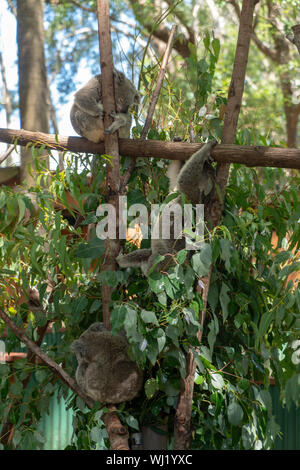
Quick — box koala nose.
[120,104,129,113]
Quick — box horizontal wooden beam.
[1,128,300,169]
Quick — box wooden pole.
[96,0,130,450]
[97,0,120,331]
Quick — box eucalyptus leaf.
[125,415,140,431]
[157,332,166,353]
[145,378,159,399]
[258,311,274,338]
[177,249,187,264]
[141,309,159,325]
[75,237,105,259]
[220,282,230,323]
[210,372,225,390]
[227,401,244,426]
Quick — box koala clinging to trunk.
[70,70,139,142]
[71,322,143,404]
[116,139,217,276]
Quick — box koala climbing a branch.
[116,139,217,276]
[71,322,143,404]
[70,70,139,142]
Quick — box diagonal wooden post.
[97,0,120,331]
[174,0,260,450]
[96,0,130,450]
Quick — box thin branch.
[0,316,51,447]
[164,0,195,42]
[251,32,279,61]
[127,0,192,58]
[0,145,14,165]
[68,0,96,12]
[7,0,17,17]
[227,0,278,62]
[141,25,177,139]
[120,24,177,192]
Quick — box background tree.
[17,0,50,185]
[227,0,300,148]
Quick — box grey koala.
[116,139,217,275]
[71,322,143,404]
[70,70,139,142]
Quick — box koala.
[70,70,139,143]
[71,322,143,404]
[116,139,217,276]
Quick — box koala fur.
[70,70,139,142]
[71,322,143,404]
[116,139,217,275]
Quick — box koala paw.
[116,249,125,266]
[209,138,218,148]
[96,103,105,119]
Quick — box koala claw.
[116,249,124,263]
[104,127,112,135]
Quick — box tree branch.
[0,145,14,166]
[164,0,195,43]
[127,0,192,58]
[0,308,94,408]
[120,24,177,192]
[227,0,278,62]
[0,308,130,449]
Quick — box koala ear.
[88,322,106,333]
[71,340,87,359]
[113,69,125,84]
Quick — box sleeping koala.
[71,322,143,404]
[70,70,139,142]
[116,139,217,275]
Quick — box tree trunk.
[17,0,49,185]
[0,52,13,166]
[280,72,300,148]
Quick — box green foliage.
[1,144,299,451]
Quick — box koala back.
[71,322,143,404]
